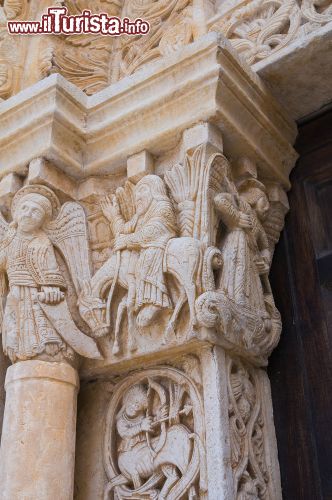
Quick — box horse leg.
[131,471,142,490]
[184,282,198,331]
[164,291,186,344]
[112,295,127,355]
[159,465,179,499]
[127,280,137,352]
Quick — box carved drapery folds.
[73,145,286,366]
[103,365,206,500]
[0,183,102,364]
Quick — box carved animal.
[88,237,219,353]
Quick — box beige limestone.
[0,361,79,500]
[0,18,302,500]
[127,150,155,184]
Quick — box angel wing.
[262,200,289,262]
[115,180,136,222]
[0,210,12,331]
[0,210,10,241]
[45,202,91,294]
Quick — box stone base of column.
[0,360,79,500]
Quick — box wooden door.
[269,107,332,500]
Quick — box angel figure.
[0,184,101,364]
[214,166,274,331]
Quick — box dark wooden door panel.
[269,107,332,500]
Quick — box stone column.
[0,360,79,500]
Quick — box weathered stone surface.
[0,361,79,499]
[0,8,305,499]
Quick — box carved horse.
[83,237,221,353]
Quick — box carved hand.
[113,234,128,252]
[156,404,169,421]
[140,416,153,432]
[255,258,269,274]
[100,195,120,221]
[238,212,252,229]
[39,286,64,304]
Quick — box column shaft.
[0,360,79,500]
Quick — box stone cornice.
[0,33,297,187]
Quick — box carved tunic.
[116,410,155,480]
[125,198,177,311]
[0,231,71,361]
[216,193,269,316]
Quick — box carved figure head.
[238,179,270,221]
[123,384,148,418]
[134,175,169,216]
[11,184,60,232]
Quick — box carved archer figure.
[106,378,200,500]
[0,184,101,364]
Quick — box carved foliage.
[103,366,206,499]
[110,0,194,83]
[0,0,30,99]
[227,357,269,499]
[211,0,332,65]
[51,0,195,93]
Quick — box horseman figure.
[79,157,223,354]
[103,175,177,329]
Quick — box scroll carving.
[227,357,270,499]
[0,0,28,99]
[210,0,332,66]
[0,184,102,364]
[103,366,206,499]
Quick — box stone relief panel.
[51,0,123,95]
[210,0,332,66]
[49,0,195,94]
[73,146,288,366]
[227,357,271,499]
[196,154,283,363]
[103,365,206,499]
[0,183,102,364]
[110,0,194,84]
[78,147,224,359]
[0,0,30,99]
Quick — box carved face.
[135,183,152,216]
[124,386,148,418]
[255,195,269,221]
[16,199,46,232]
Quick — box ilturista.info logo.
[7,7,150,35]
